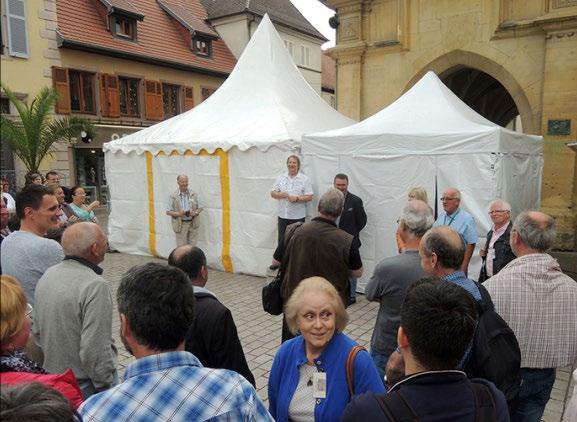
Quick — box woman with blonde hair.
[0,276,83,408]
[268,277,383,421]
[397,187,428,253]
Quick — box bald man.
[433,187,477,276]
[419,226,481,303]
[34,222,118,399]
[167,175,202,247]
[485,211,577,421]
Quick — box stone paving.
[96,209,575,420]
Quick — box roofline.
[208,10,328,42]
[156,1,218,39]
[58,37,231,78]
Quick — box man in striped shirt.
[485,211,577,422]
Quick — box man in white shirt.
[270,155,313,254]
[166,175,202,247]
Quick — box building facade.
[1,0,236,201]
[324,0,577,249]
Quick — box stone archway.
[404,50,538,134]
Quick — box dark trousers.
[277,217,305,247]
[511,368,556,422]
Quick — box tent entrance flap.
[145,149,233,273]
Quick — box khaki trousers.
[175,219,199,247]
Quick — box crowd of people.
[1,162,576,422]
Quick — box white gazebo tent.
[302,71,543,287]
[104,14,353,276]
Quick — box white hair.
[62,222,102,256]
[489,198,511,212]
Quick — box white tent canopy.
[302,71,543,288]
[104,14,353,275]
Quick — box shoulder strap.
[346,345,365,397]
[376,390,418,421]
[470,382,496,422]
[475,282,495,313]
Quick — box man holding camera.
[167,175,202,247]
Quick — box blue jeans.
[511,368,556,422]
[370,350,389,387]
[349,277,357,301]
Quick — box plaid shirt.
[485,253,577,368]
[79,351,273,421]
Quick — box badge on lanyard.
[488,248,496,260]
[312,372,327,399]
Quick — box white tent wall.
[105,151,150,255]
[302,153,438,292]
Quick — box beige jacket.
[168,189,198,233]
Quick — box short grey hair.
[318,188,344,218]
[489,199,511,212]
[401,200,434,237]
[513,211,556,252]
[62,222,102,256]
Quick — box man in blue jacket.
[342,278,509,421]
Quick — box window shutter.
[52,67,70,114]
[101,74,120,118]
[183,86,194,111]
[145,80,163,120]
[6,0,29,57]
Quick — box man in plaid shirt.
[79,263,273,422]
[485,211,577,422]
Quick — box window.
[69,70,95,113]
[0,98,10,114]
[112,15,136,40]
[119,77,140,116]
[300,45,310,67]
[192,36,212,57]
[201,87,216,102]
[5,0,29,57]
[162,83,180,118]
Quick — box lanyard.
[444,208,461,227]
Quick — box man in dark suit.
[168,245,255,387]
[334,173,367,303]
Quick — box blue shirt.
[434,208,478,245]
[268,332,384,422]
[79,351,273,421]
[443,271,482,302]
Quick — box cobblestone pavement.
[100,251,575,420]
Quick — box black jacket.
[185,291,255,387]
[479,223,516,282]
[338,191,367,248]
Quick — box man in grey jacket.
[34,222,117,399]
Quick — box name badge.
[488,248,495,260]
[312,372,327,399]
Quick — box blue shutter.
[6,0,29,58]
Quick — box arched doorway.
[440,67,520,129]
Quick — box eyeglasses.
[440,197,458,201]
[488,210,509,215]
[26,303,33,317]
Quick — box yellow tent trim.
[145,151,158,257]
[145,148,233,272]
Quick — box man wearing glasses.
[433,187,477,276]
[478,199,515,282]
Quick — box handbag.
[261,222,304,316]
[262,272,283,315]
[346,345,366,397]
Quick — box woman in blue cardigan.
[268,277,384,421]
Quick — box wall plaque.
[547,119,571,135]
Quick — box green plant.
[0,83,95,175]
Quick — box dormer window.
[112,15,136,40]
[193,36,212,58]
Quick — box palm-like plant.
[0,83,95,175]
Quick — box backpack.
[376,381,496,421]
[464,282,521,410]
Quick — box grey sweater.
[0,231,64,302]
[33,258,117,389]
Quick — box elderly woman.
[478,199,516,282]
[268,277,384,421]
[0,276,83,408]
[69,186,99,223]
[397,187,428,253]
